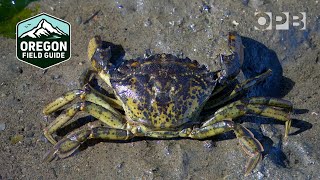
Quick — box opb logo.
[254,12,306,30]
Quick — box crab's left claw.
[219,32,244,84]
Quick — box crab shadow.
[55,38,312,169]
[230,36,312,168]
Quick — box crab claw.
[88,36,112,72]
[219,32,244,84]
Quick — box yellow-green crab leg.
[86,84,123,110]
[43,121,134,162]
[179,120,263,176]
[43,85,123,144]
[206,69,273,110]
[43,85,122,116]
[44,102,125,144]
[202,97,292,138]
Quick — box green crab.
[43,32,292,176]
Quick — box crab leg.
[141,130,180,138]
[206,69,272,109]
[44,101,125,144]
[43,121,134,162]
[43,85,122,115]
[180,120,263,176]
[202,97,292,138]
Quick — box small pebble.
[188,23,196,32]
[116,162,124,172]
[51,74,62,80]
[18,110,24,114]
[144,18,152,27]
[232,20,239,26]
[75,16,82,25]
[242,0,249,6]
[0,123,5,131]
[1,93,6,97]
[201,4,211,13]
[163,145,172,156]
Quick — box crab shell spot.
[229,34,236,41]
[187,63,197,69]
[126,98,144,119]
[130,77,137,84]
[130,62,140,67]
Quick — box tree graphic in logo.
[16,13,71,69]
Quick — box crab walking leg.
[246,97,293,111]
[87,85,123,110]
[43,89,84,115]
[142,131,180,138]
[209,78,238,98]
[202,98,292,138]
[43,85,122,116]
[206,69,273,110]
[44,102,125,144]
[180,120,263,176]
[43,122,134,162]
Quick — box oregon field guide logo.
[16,13,71,69]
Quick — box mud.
[0,0,319,179]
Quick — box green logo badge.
[16,13,71,69]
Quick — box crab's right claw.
[219,32,244,84]
[88,36,112,72]
[88,35,103,60]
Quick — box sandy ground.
[0,0,319,179]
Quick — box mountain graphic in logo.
[20,19,69,40]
